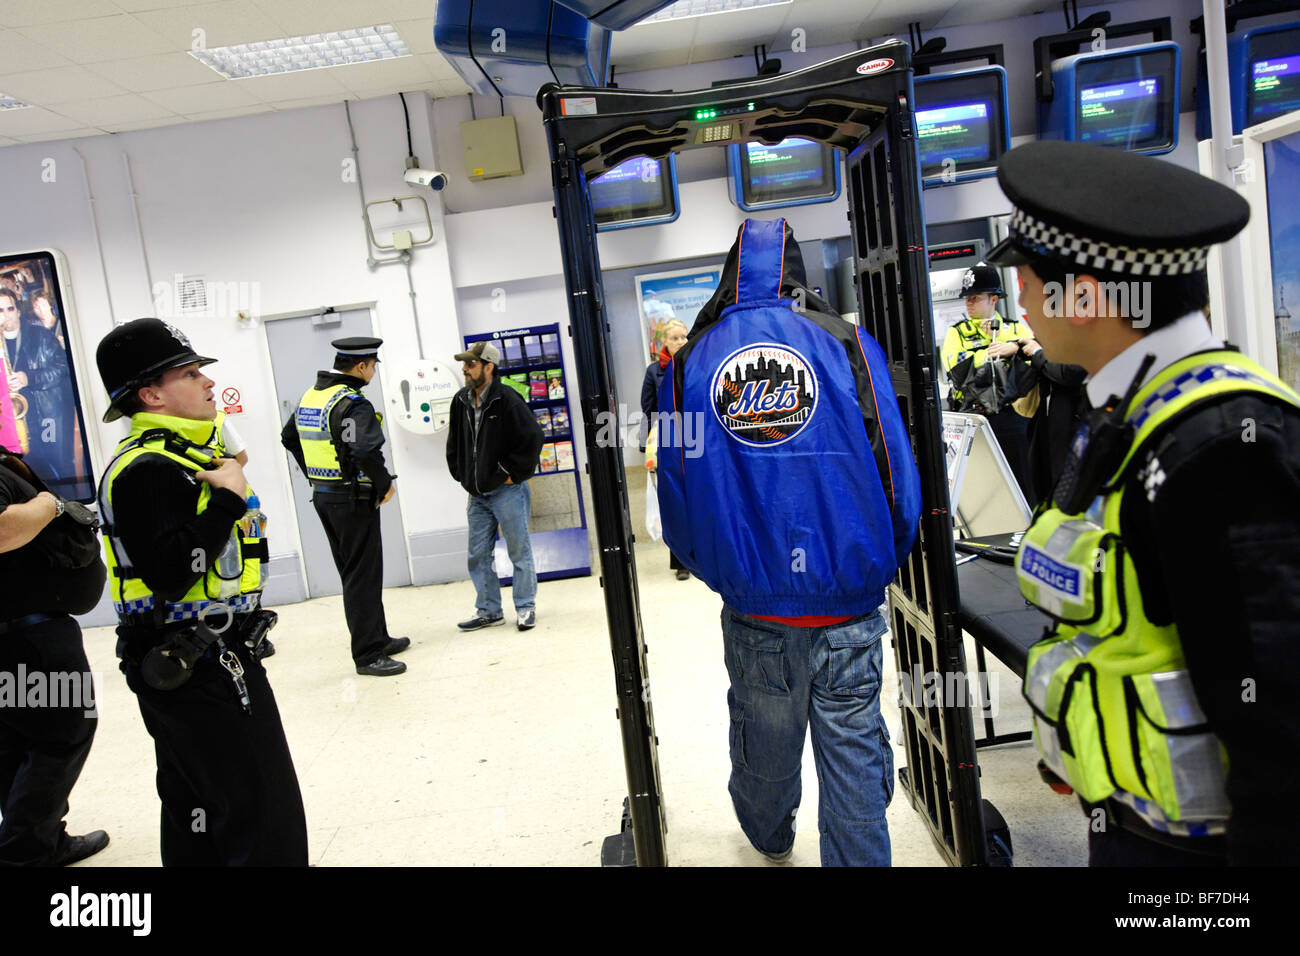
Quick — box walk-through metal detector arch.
[541,40,992,867]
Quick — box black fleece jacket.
[446,378,543,496]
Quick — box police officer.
[993,141,1300,866]
[281,337,408,676]
[0,451,108,866]
[940,264,1036,498]
[95,318,307,865]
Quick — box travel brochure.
[489,330,563,370]
[537,440,574,474]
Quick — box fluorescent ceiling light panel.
[637,0,793,25]
[0,95,31,110]
[189,25,411,80]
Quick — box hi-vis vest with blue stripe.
[1016,350,1300,837]
[98,412,266,624]
[294,383,371,485]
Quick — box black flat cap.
[331,336,382,362]
[986,141,1250,277]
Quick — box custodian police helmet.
[96,318,216,423]
[961,264,1004,297]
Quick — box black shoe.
[516,610,536,631]
[383,636,410,656]
[675,569,690,581]
[356,656,407,677]
[53,830,110,866]
[254,639,276,660]
[458,614,505,631]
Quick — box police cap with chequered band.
[96,318,217,423]
[962,264,1004,297]
[331,336,382,363]
[985,141,1250,278]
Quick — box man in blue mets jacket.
[657,217,921,866]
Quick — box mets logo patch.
[711,343,818,447]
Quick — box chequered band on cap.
[1009,208,1209,277]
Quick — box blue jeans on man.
[722,606,894,866]
[466,482,536,618]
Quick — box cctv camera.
[404,168,448,191]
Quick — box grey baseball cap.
[453,340,502,365]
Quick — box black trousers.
[121,629,308,866]
[985,408,1035,507]
[0,615,97,866]
[1089,822,1226,867]
[313,493,390,665]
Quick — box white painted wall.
[0,93,465,579]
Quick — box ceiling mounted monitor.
[589,154,680,231]
[727,136,841,211]
[914,66,1010,187]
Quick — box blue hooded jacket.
[656,218,921,617]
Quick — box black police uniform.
[96,319,308,865]
[0,454,106,866]
[988,140,1300,866]
[280,338,404,673]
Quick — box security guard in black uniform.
[281,337,409,677]
[940,264,1036,497]
[0,453,108,866]
[991,141,1300,866]
[95,318,307,865]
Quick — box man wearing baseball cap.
[95,318,307,865]
[996,141,1300,866]
[446,340,544,631]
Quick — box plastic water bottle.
[240,493,266,539]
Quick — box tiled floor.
[63,535,1086,867]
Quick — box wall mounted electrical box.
[461,114,524,180]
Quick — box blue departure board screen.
[914,66,1009,185]
[1249,26,1300,125]
[737,137,837,207]
[590,155,678,230]
[1073,46,1176,153]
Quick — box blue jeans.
[722,606,894,867]
[466,482,537,617]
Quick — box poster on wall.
[634,266,722,362]
[1264,128,1300,393]
[0,250,95,501]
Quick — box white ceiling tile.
[419,52,463,82]
[56,92,179,125]
[268,93,350,112]
[224,65,350,100]
[0,28,70,75]
[0,105,85,135]
[85,52,218,91]
[392,18,437,55]
[13,127,108,143]
[0,1,121,29]
[613,20,680,60]
[133,0,286,49]
[336,53,433,94]
[16,15,175,65]
[141,79,262,112]
[255,0,391,38]
[431,77,472,99]
[181,103,273,122]
[112,0,206,11]
[0,65,128,105]
[690,5,792,46]
[374,0,442,21]
[99,114,194,133]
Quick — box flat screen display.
[1075,47,1177,152]
[1248,26,1300,125]
[589,155,677,230]
[914,67,1008,184]
[0,251,95,501]
[737,137,838,207]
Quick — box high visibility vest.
[941,316,1026,404]
[97,412,266,624]
[294,383,373,486]
[1016,350,1300,836]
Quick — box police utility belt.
[1013,350,1300,840]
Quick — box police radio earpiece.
[1052,353,1157,515]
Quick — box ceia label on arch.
[711,343,818,447]
[856,58,895,75]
